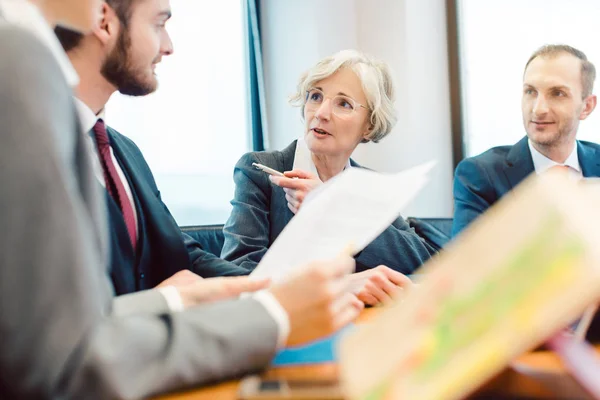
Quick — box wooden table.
[155,309,600,400]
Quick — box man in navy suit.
[54,6,252,300]
[453,44,600,237]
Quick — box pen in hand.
[252,162,285,177]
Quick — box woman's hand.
[347,265,413,306]
[269,169,322,214]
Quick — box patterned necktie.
[93,119,137,251]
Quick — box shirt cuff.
[157,285,185,312]
[253,291,290,349]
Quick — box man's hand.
[177,277,271,308]
[269,254,363,347]
[269,169,321,214]
[155,269,202,289]
[348,265,413,306]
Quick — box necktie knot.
[93,119,110,148]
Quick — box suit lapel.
[105,133,147,262]
[267,141,297,242]
[107,129,190,276]
[280,140,297,172]
[504,136,535,189]
[578,141,600,178]
[349,158,361,168]
[274,141,297,228]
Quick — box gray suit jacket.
[0,23,278,399]
[221,140,437,274]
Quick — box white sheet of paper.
[249,161,435,283]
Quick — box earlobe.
[581,95,597,120]
[362,124,374,140]
[361,129,372,143]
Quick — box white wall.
[260,0,454,217]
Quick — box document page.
[249,162,434,283]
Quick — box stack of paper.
[338,172,600,400]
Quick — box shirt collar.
[528,139,581,174]
[74,97,106,134]
[292,137,352,182]
[0,0,79,88]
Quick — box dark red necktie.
[93,119,137,251]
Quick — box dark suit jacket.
[220,140,437,274]
[104,127,248,295]
[452,136,600,237]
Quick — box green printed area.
[360,380,392,400]
[412,212,584,380]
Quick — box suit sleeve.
[112,289,171,316]
[354,216,437,274]
[183,232,251,277]
[0,28,278,400]
[451,157,496,237]
[220,152,273,271]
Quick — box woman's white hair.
[289,49,397,143]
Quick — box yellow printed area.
[413,256,577,400]
[414,339,507,400]
[412,214,583,381]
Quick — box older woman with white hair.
[221,50,436,305]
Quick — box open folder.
[338,172,600,400]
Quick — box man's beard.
[101,27,157,96]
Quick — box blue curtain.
[245,0,268,151]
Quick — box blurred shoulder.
[0,24,59,76]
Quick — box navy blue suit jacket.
[452,136,600,237]
[220,140,437,274]
[105,127,248,295]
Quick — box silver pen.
[252,162,285,177]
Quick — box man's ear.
[92,2,120,46]
[580,94,597,121]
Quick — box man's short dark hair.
[525,44,596,98]
[54,26,84,52]
[54,0,140,52]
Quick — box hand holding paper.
[250,162,435,284]
[268,252,363,347]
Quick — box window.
[105,0,249,225]
[457,0,600,157]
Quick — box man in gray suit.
[0,1,362,399]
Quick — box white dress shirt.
[528,139,582,179]
[293,137,352,180]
